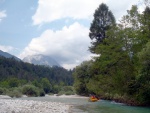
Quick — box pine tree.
[89,3,116,53]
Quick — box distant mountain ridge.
[0,50,21,61]
[23,54,60,67]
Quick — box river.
[18,95,150,113]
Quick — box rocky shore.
[0,98,69,113]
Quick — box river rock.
[0,99,69,113]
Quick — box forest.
[0,56,74,97]
[73,2,150,106]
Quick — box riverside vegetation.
[73,2,150,106]
[0,56,75,97]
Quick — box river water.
[18,96,150,113]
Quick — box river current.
[18,96,150,113]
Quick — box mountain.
[23,54,60,67]
[0,50,21,61]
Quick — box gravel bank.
[0,99,69,113]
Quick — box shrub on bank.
[39,89,45,96]
[65,91,75,95]
[0,87,7,95]
[22,85,39,97]
[7,89,22,98]
[57,91,65,96]
[57,86,75,96]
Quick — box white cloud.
[0,10,7,22]
[32,0,141,25]
[106,0,143,20]
[32,0,103,25]
[19,22,93,69]
[26,0,143,69]
[0,45,14,52]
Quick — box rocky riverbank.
[0,98,69,113]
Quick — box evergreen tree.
[89,3,116,53]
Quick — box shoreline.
[0,99,69,113]
[0,94,88,113]
[49,94,88,98]
[0,95,70,113]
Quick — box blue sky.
[0,0,144,69]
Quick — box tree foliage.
[136,41,150,105]
[0,56,74,94]
[73,61,93,95]
[41,78,52,93]
[73,3,150,106]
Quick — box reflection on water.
[18,96,150,113]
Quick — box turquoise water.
[18,96,150,113]
[71,100,150,113]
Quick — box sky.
[0,0,144,69]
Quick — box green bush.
[7,90,22,98]
[57,86,75,95]
[57,91,65,96]
[22,85,39,97]
[8,78,19,88]
[65,91,75,95]
[52,85,61,94]
[0,87,7,95]
[41,78,52,94]
[0,81,9,88]
[39,89,45,96]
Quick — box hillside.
[0,50,21,61]
[0,56,73,86]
